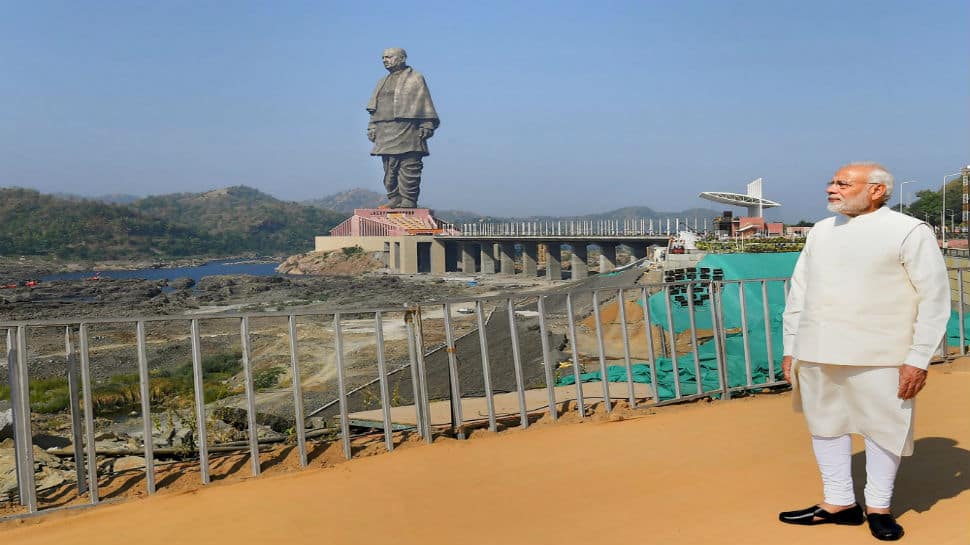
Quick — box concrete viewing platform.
[316,208,678,279]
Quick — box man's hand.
[782,355,793,384]
[418,127,434,140]
[898,364,928,400]
[367,127,376,142]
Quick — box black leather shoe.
[779,504,865,525]
[867,513,904,541]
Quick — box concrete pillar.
[570,243,588,280]
[499,242,516,274]
[631,244,647,261]
[400,239,418,274]
[481,243,497,274]
[599,243,617,273]
[521,242,538,277]
[544,242,562,281]
[430,240,446,274]
[461,242,477,273]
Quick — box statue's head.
[382,48,407,71]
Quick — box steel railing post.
[77,324,99,503]
[639,287,660,404]
[333,313,352,459]
[737,282,754,388]
[507,298,529,428]
[708,282,730,399]
[189,319,211,483]
[374,312,394,452]
[286,316,308,467]
[134,321,157,493]
[592,290,612,412]
[64,327,87,495]
[685,282,703,395]
[565,293,586,418]
[944,269,967,356]
[663,286,681,399]
[761,280,776,383]
[442,303,465,439]
[474,301,498,432]
[412,307,433,441]
[537,296,559,421]
[617,288,637,407]
[403,308,426,440]
[239,317,261,475]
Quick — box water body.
[41,259,281,284]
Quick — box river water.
[41,259,281,284]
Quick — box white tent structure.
[699,178,781,218]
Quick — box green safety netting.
[559,252,970,400]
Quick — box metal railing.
[2,269,962,518]
[452,218,710,237]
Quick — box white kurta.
[782,206,950,456]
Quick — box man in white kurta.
[779,162,950,541]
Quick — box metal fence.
[0,269,963,518]
[453,218,708,237]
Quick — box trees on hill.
[0,187,344,260]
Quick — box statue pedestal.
[330,208,456,236]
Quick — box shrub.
[253,366,285,389]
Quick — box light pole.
[942,172,963,248]
[899,180,916,213]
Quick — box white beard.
[827,191,872,215]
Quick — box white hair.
[846,161,894,204]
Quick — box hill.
[130,186,346,254]
[310,188,721,224]
[0,186,345,260]
[0,188,201,259]
[304,188,384,214]
[52,192,143,205]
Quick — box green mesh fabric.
[558,252,969,400]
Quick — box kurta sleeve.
[782,231,812,357]
[900,224,951,369]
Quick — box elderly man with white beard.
[778,162,950,541]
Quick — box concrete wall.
[315,235,446,274]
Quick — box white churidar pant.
[812,435,901,509]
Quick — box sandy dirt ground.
[2,360,967,545]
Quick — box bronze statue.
[366,48,439,208]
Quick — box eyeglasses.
[827,180,881,189]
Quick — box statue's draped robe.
[367,67,439,156]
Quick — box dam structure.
[318,208,702,279]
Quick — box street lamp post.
[942,172,963,248]
[899,180,917,213]
[947,210,957,237]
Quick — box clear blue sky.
[2,0,967,222]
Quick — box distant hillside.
[578,206,718,221]
[53,192,143,205]
[131,186,345,254]
[0,188,201,259]
[304,188,384,214]
[309,188,719,224]
[0,186,345,260]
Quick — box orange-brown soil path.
[3,361,968,545]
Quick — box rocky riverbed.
[0,255,641,512]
